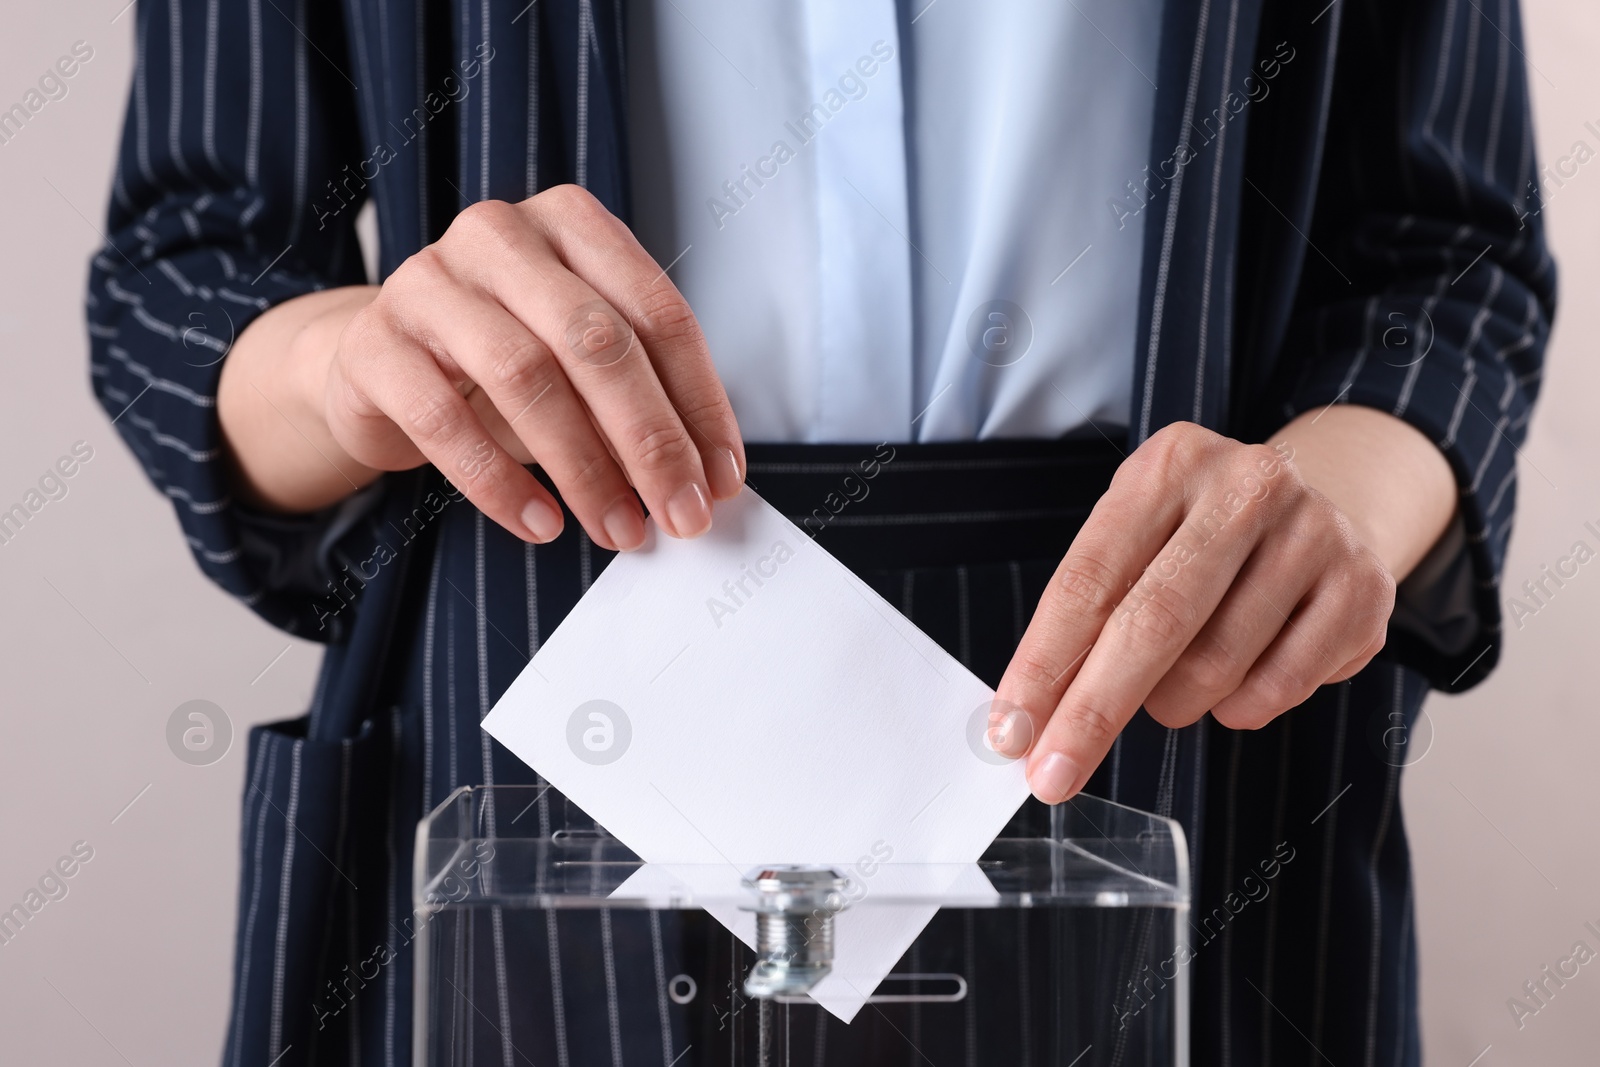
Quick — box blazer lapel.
[1132,0,1266,442]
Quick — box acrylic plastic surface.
[414,785,1190,1066]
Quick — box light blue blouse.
[625,0,1163,443]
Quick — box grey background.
[0,1,1595,1063]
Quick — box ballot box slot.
[772,972,968,1005]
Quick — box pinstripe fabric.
[86,0,1552,1064]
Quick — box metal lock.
[741,866,850,998]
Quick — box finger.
[1211,567,1391,728]
[1141,534,1319,728]
[531,186,745,500]
[330,314,565,543]
[437,200,714,537]
[994,427,1243,758]
[466,387,535,464]
[420,279,647,551]
[1322,637,1385,685]
[1019,439,1287,802]
[990,451,1190,761]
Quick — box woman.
[89,0,1552,1062]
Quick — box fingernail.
[707,447,744,500]
[1029,752,1082,804]
[602,497,646,551]
[520,497,563,542]
[989,706,1032,758]
[665,482,712,538]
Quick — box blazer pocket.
[222,706,420,1067]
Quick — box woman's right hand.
[218,184,745,552]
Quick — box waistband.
[741,435,1127,571]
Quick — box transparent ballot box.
[414,785,1190,1066]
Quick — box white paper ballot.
[481,487,1032,1021]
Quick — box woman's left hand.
[989,414,1447,804]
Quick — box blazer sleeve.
[86,0,372,638]
[1262,0,1556,692]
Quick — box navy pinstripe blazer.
[86,0,1553,699]
[84,0,1553,1063]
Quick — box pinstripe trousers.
[224,445,1427,1067]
